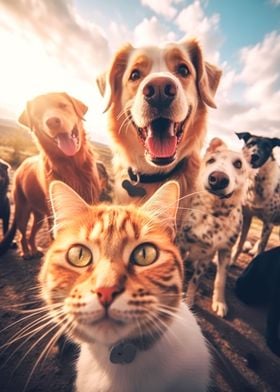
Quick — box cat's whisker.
[135,318,144,342]
[6,299,44,309]
[177,189,208,203]
[21,317,71,392]
[142,312,174,347]
[157,306,184,322]
[152,312,181,345]
[142,311,167,336]
[0,311,65,370]
[29,316,71,372]
[24,285,42,292]
[11,302,64,315]
[0,303,63,336]
[0,308,64,352]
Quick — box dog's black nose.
[251,154,260,164]
[208,171,229,190]
[46,117,61,130]
[143,77,177,108]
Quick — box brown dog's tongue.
[145,118,177,158]
[56,133,77,156]
[146,135,177,158]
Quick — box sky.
[0,0,279,153]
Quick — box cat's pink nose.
[96,285,122,307]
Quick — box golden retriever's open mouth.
[54,126,80,156]
[132,116,188,166]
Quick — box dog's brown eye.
[206,157,216,165]
[177,64,189,78]
[129,69,141,81]
[233,159,242,169]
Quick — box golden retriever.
[0,92,102,259]
[97,38,222,225]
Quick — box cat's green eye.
[130,243,158,266]
[67,244,92,268]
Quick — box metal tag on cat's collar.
[110,342,137,364]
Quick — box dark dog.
[0,159,11,236]
[233,132,280,261]
[235,246,280,356]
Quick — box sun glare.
[0,27,108,143]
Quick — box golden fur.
[9,92,102,259]
[97,38,222,225]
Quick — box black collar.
[122,158,186,198]
[109,330,162,365]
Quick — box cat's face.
[40,181,182,346]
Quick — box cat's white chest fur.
[76,303,210,392]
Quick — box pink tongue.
[145,135,177,158]
[56,133,77,156]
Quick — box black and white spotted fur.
[0,159,11,236]
[177,138,250,317]
[233,132,280,262]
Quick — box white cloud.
[175,0,223,63]
[208,31,280,158]
[133,16,176,47]
[238,31,280,102]
[107,21,131,51]
[0,0,110,79]
[141,0,181,19]
[270,0,280,6]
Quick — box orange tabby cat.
[40,181,211,392]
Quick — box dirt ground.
[0,213,279,392]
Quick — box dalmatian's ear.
[206,138,227,154]
[235,132,252,143]
[271,138,280,148]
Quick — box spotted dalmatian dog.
[233,132,280,262]
[177,138,250,317]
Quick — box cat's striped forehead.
[88,208,141,242]
[76,205,158,258]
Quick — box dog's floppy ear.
[185,39,222,109]
[206,138,227,153]
[96,43,133,112]
[18,101,32,129]
[0,159,10,171]
[271,137,280,148]
[235,132,252,143]
[64,93,88,118]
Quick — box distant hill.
[0,118,112,168]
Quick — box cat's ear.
[49,181,89,236]
[141,181,179,236]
